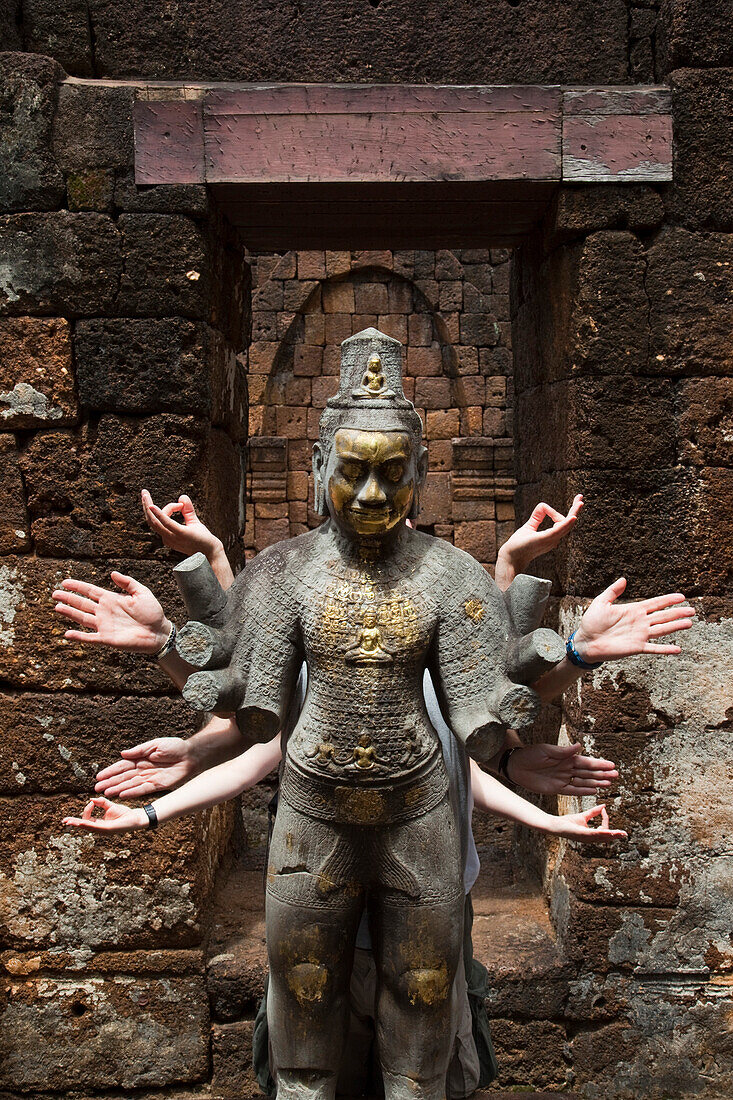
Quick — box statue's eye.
[339,461,364,480]
[383,462,405,483]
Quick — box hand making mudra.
[55,330,694,1100]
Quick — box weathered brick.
[322,280,355,313]
[426,408,460,439]
[0,53,64,212]
[252,280,284,312]
[0,436,28,552]
[377,314,407,343]
[118,214,209,318]
[438,281,462,311]
[287,471,309,501]
[460,406,484,436]
[293,345,323,377]
[677,378,733,466]
[452,376,485,406]
[406,347,442,377]
[0,213,121,316]
[311,375,338,407]
[248,341,279,375]
[297,251,326,280]
[254,517,290,551]
[668,68,733,229]
[275,406,308,439]
[460,313,499,347]
[414,377,451,409]
[647,228,733,376]
[407,314,433,347]
[418,472,451,526]
[74,318,212,416]
[52,82,134,172]
[325,250,351,277]
[0,317,76,426]
[113,169,208,215]
[388,280,413,313]
[435,249,462,280]
[67,169,114,212]
[324,313,352,344]
[211,1019,259,1098]
[352,313,376,333]
[304,313,326,345]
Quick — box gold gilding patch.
[334,786,386,824]
[405,964,449,1006]
[287,962,329,1006]
[464,598,485,623]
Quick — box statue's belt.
[280,755,448,827]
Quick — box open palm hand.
[53,572,170,653]
[508,741,617,797]
[95,737,194,799]
[574,578,695,664]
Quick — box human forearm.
[484,730,522,774]
[530,656,582,703]
[493,548,518,592]
[185,716,248,773]
[470,759,558,831]
[150,735,282,825]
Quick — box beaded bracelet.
[566,630,603,670]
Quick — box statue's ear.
[312,442,329,516]
[410,445,428,522]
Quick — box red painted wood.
[204,110,561,184]
[563,86,671,115]
[133,100,205,184]
[563,114,672,182]
[205,83,561,116]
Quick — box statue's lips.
[346,506,393,527]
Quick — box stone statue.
[170,329,566,1100]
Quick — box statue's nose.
[357,471,387,506]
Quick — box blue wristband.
[566,630,603,670]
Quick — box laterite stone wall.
[0,54,250,1091]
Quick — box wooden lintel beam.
[132,82,672,187]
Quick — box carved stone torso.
[289,527,440,787]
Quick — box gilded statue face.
[324,429,417,539]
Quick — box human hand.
[95,738,195,798]
[498,494,584,573]
[142,489,222,559]
[508,742,618,796]
[549,804,627,843]
[573,578,695,664]
[62,796,149,833]
[53,572,171,653]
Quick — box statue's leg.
[266,800,363,1100]
[370,795,464,1100]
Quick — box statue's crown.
[318,328,423,447]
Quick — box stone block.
[460,406,483,436]
[425,409,460,440]
[325,250,351,277]
[0,692,197,795]
[480,346,512,376]
[0,436,28,552]
[406,347,442,377]
[668,69,733,229]
[0,53,65,212]
[351,250,392,270]
[74,318,212,416]
[297,251,325,280]
[462,282,491,312]
[414,376,450,410]
[0,974,208,1089]
[351,313,376,333]
[435,249,462,280]
[454,520,496,563]
[20,415,239,559]
[252,280,283,312]
[251,311,277,342]
[293,345,323,377]
[460,313,499,347]
[418,472,451,526]
[548,185,664,241]
[304,312,325,345]
[283,376,311,405]
[0,556,188,693]
[482,407,505,436]
[438,280,462,311]
[211,1020,259,1098]
[662,1,733,69]
[407,314,433,347]
[311,375,338,407]
[462,263,493,294]
[22,2,93,75]
[376,314,407,343]
[676,378,733,466]
[646,228,733,376]
[275,405,307,440]
[248,341,279,375]
[0,794,232,951]
[254,517,290,551]
[388,280,413,313]
[454,346,479,375]
[0,213,121,316]
[113,169,209,215]
[324,313,352,344]
[287,472,308,501]
[118,215,209,318]
[0,317,76,426]
[486,1019,567,1091]
[515,467,696,595]
[283,278,318,311]
[514,375,675,482]
[322,280,354,313]
[52,82,134,172]
[428,440,453,471]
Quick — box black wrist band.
[566,630,603,670]
[143,803,159,829]
[498,747,518,784]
